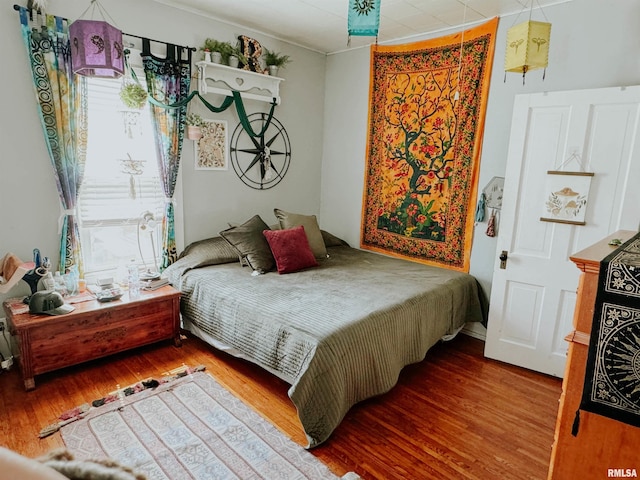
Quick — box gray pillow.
[274,208,327,258]
[178,236,240,264]
[164,236,239,282]
[321,230,349,248]
[220,215,275,274]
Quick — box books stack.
[141,277,170,291]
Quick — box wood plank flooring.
[0,333,561,479]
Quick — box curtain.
[18,8,88,275]
[141,40,191,270]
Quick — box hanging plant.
[120,83,148,109]
[186,113,203,127]
[185,113,204,140]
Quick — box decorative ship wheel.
[230,113,291,190]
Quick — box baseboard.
[462,322,486,341]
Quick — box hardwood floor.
[0,332,561,479]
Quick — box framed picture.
[540,170,594,225]
[195,119,228,170]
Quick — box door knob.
[499,250,508,269]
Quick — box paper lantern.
[70,19,124,78]
[505,20,551,82]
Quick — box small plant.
[229,45,248,67]
[119,82,148,109]
[201,38,234,63]
[263,48,291,68]
[185,113,204,140]
[186,113,203,126]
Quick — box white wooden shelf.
[196,61,284,104]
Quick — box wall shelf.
[196,61,284,104]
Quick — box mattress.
[166,243,484,447]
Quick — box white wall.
[0,0,326,305]
[4,0,640,329]
[320,0,640,310]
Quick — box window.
[78,75,165,277]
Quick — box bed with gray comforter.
[165,234,484,448]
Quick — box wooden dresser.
[548,230,640,479]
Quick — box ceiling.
[152,0,565,54]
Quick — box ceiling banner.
[348,0,381,38]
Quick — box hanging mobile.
[230,113,291,190]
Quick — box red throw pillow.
[263,226,319,274]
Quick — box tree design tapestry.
[361,18,498,272]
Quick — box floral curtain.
[18,7,88,275]
[142,40,191,270]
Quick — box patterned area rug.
[361,18,498,272]
[56,369,359,479]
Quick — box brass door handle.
[499,250,508,269]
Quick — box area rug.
[50,368,359,479]
[361,18,498,272]
[574,232,640,434]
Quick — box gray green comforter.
[166,243,484,447]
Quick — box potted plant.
[185,113,203,140]
[228,45,248,69]
[119,82,148,109]
[201,38,234,64]
[263,48,291,76]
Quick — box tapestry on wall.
[361,18,498,272]
[574,232,640,434]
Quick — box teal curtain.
[19,8,88,275]
[141,40,191,270]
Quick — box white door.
[484,86,640,377]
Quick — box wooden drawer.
[29,300,176,375]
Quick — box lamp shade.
[70,19,124,78]
[505,20,551,74]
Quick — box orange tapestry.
[361,18,498,272]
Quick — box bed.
[165,213,485,448]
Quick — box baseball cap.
[29,290,75,315]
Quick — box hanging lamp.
[69,0,124,78]
[504,1,551,84]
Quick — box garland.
[39,365,206,438]
[127,56,277,138]
[147,89,276,138]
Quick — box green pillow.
[274,208,327,258]
[220,215,275,274]
[178,236,240,265]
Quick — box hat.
[29,290,75,316]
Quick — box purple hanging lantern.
[70,9,124,78]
